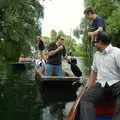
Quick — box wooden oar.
[66,85,86,120]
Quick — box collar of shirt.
[101,44,112,55]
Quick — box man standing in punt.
[45,35,66,76]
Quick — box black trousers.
[80,81,120,120]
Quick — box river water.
[0,57,89,120]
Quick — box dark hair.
[96,32,110,45]
[84,8,96,15]
[57,34,64,40]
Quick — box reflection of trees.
[0,63,37,120]
[31,103,45,120]
[48,103,65,120]
[0,61,89,120]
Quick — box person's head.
[94,32,111,51]
[36,36,42,41]
[84,8,97,20]
[56,35,65,46]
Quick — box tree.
[50,30,57,42]
[107,7,120,47]
[0,0,44,60]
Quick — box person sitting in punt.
[35,52,47,68]
[19,54,27,62]
[19,54,33,62]
[36,59,46,77]
[79,32,120,120]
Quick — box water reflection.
[41,103,65,120]
[0,57,89,120]
[0,61,36,120]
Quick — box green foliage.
[107,7,120,34]
[64,35,76,55]
[57,30,65,37]
[73,44,87,57]
[50,30,57,42]
[73,27,81,39]
[107,7,120,47]
[84,0,116,19]
[43,36,50,48]
[0,0,44,60]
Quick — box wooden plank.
[40,76,81,81]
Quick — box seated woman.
[36,59,46,77]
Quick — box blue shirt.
[91,16,106,32]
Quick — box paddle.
[67,57,82,77]
[66,84,86,120]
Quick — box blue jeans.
[45,64,64,76]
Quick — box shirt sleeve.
[91,54,98,72]
[115,52,120,70]
[96,17,105,28]
[47,43,55,51]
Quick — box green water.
[0,58,89,120]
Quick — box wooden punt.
[12,61,35,71]
[35,71,83,103]
[35,70,82,88]
[66,86,116,120]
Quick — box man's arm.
[87,53,97,88]
[115,52,120,70]
[37,68,44,77]
[48,45,63,57]
[87,70,97,88]
[88,27,103,36]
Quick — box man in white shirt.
[80,32,120,120]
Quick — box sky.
[41,0,84,39]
